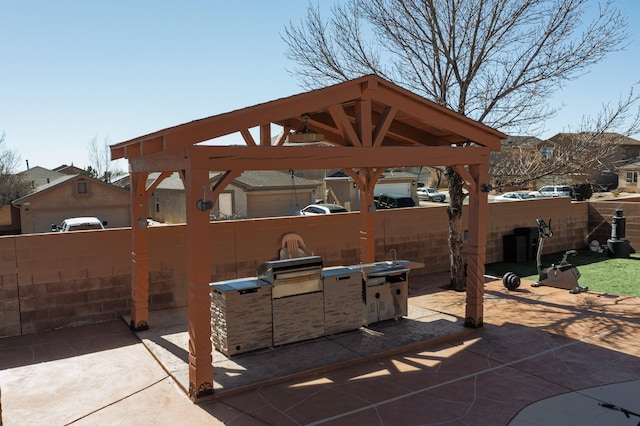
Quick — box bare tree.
[492,92,640,190]
[0,133,31,205]
[86,135,123,183]
[283,0,632,290]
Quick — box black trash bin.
[514,227,539,261]
[503,234,527,263]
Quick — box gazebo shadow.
[131,302,476,396]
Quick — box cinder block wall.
[0,197,590,337]
[487,197,588,259]
[0,237,19,337]
[13,230,131,335]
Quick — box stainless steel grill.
[210,256,423,355]
[257,256,323,298]
[257,256,325,346]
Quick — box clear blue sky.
[2,0,639,172]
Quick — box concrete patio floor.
[1,271,639,425]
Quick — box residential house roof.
[111,174,131,188]
[377,170,419,180]
[53,164,88,175]
[501,136,545,149]
[549,132,640,146]
[12,174,129,206]
[327,170,350,178]
[232,170,319,190]
[327,169,418,180]
[16,166,66,190]
[619,161,640,170]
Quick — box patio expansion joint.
[305,324,623,425]
[64,376,171,425]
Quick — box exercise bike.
[531,218,587,294]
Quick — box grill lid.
[256,256,323,283]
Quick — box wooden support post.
[347,167,383,264]
[359,188,376,263]
[130,171,150,331]
[184,166,214,400]
[464,163,488,328]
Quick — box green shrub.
[572,183,593,201]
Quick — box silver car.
[417,187,447,202]
[530,185,572,198]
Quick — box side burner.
[351,260,421,325]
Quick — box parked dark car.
[376,193,416,209]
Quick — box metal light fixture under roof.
[287,114,325,144]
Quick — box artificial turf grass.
[485,250,640,297]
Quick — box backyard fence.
[3,196,636,338]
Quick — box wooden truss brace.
[211,170,242,199]
[328,104,361,146]
[452,165,477,191]
[145,171,173,196]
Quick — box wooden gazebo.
[110,74,505,400]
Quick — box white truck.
[52,217,106,232]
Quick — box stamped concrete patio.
[1,271,639,425]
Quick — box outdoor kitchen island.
[210,256,424,356]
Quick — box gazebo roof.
[111,74,504,163]
[113,74,505,401]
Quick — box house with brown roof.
[53,164,88,176]
[493,136,560,190]
[12,174,131,233]
[501,135,553,155]
[548,132,640,161]
[548,132,640,189]
[497,133,640,191]
[0,167,69,234]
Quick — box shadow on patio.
[1,272,639,425]
[131,271,640,424]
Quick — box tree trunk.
[446,167,466,291]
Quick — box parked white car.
[494,191,536,201]
[298,204,348,215]
[52,217,106,232]
[529,185,573,198]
